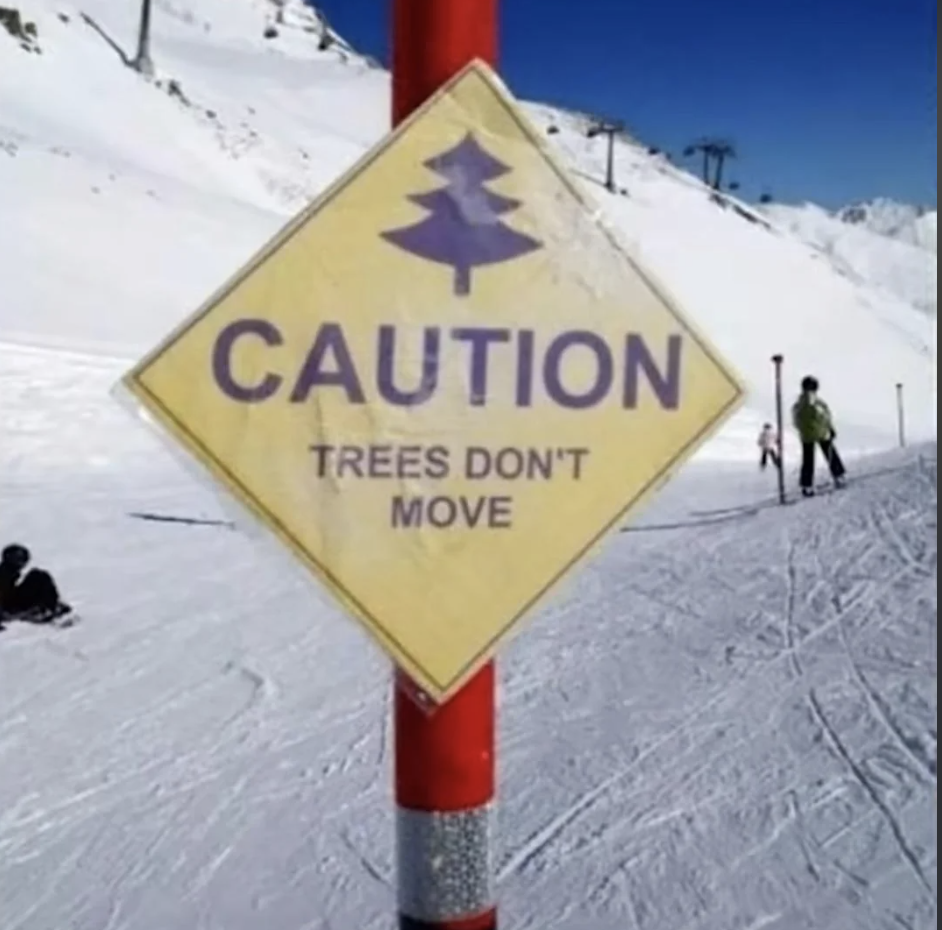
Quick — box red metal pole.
[391,0,497,125]
[391,3,498,929]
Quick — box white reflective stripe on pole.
[397,804,495,925]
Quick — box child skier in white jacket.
[757,423,781,471]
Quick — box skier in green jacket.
[792,375,847,496]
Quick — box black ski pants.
[800,438,846,489]
[1,569,60,616]
[760,449,781,470]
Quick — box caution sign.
[120,60,746,702]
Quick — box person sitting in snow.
[791,375,847,497]
[757,422,781,471]
[0,544,69,625]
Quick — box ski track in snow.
[0,342,936,929]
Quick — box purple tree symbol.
[381,132,542,296]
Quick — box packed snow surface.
[0,342,937,929]
[0,0,938,927]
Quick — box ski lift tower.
[587,118,625,193]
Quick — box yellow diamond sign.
[120,60,746,703]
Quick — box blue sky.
[317,0,937,209]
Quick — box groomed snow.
[0,0,937,927]
[0,342,936,929]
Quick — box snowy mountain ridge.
[837,198,937,254]
[763,199,937,317]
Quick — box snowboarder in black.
[791,375,847,497]
[0,544,69,625]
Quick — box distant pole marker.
[895,382,906,448]
[771,354,786,505]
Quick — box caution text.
[212,320,683,410]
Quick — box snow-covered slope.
[1,0,937,457]
[1,0,385,348]
[1,341,937,930]
[764,200,937,317]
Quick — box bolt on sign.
[119,60,746,703]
